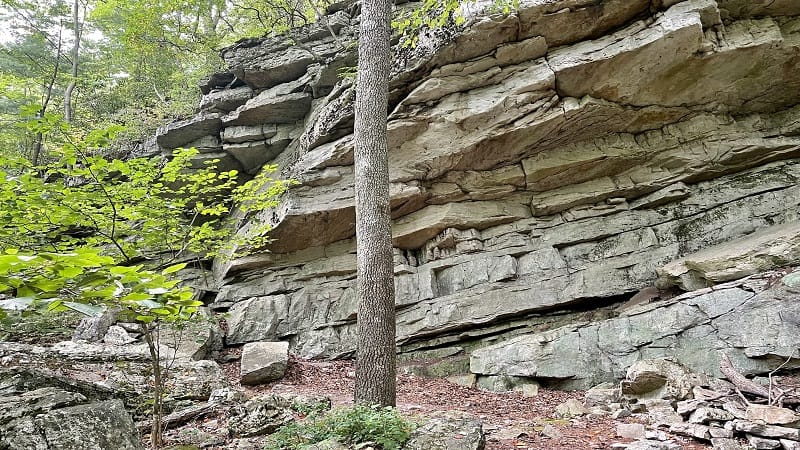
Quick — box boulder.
[585,383,622,406]
[168,360,228,400]
[475,374,539,397]
[228,394,294,437]
[622,359,709,401]
[554,398,588,418]
[102,325,137,346]
[402,411,485,450]
[240,341,289,385]
[72,307,119,343]
[0,388,143,450]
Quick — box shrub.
[264,405,415,450]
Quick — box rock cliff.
[156,0,800,388]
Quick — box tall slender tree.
[352,0,396,407]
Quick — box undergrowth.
[264,405,415,450]
[0,310,81,343]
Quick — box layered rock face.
[157,0,800,385]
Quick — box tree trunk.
[143,327,164,448]
[33,26,63,165]
[352,0,396,407]
[64,0,82,123]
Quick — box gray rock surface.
[239,341,289,385]
[149,0,800,379]
[658,221,800,290]
[402,411,485,450]
[228,394,294,437]
[0,374,143,450]
[470,275,800,389]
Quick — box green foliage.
[264,405,415,450]
[0,120,294,262]
[290,398,333,417]
[0,119,294,329]
[337,65,358,81]
[0,0,336,158]
[0,309,81,343]
[0,248,199,324]
[393,0,519,48]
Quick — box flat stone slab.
[240,341,289,386]
[658,221,800,291]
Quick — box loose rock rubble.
[556,358,800,450]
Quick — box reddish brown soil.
[218,354,713,450]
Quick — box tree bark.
[352,0,396,407]
[64,0,82,123]
[33,26,63,165]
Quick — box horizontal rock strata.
[158,0,800,381]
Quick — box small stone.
[304,438,348,450]
[103,325,137,346]
[711,427,736,439]
[541,424,562,439]
[670,422,734,440]
[586,382,622,406]
[590,406,612,417]
[677,399,709,415]
[782,271,800,288]
[612,409,632,420]
[779,439,800,450]
[643,399,683,425]
[625,440,682,450]
[617,423,647,440]
[746,405,800,427]
[746,434,782,450]
[711,437,751,450]
[724,402,748,420]
[689,407,735,424]
[555,398,588,418]
[645,430,669,441]
[735,421,800,440]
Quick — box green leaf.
[122,292,152,302]
[63,301,105,317]
[161,262,187,275]
[58,266,84,278]
[136,299,162,309]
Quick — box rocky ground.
[153,353,712,450]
